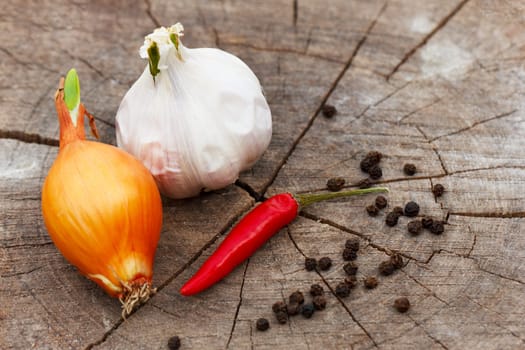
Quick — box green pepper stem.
[294,187,389,208]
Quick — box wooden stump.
[2,0,525,349]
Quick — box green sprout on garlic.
[140,23,184,80]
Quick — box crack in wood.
[299,210,420,263]
[397,98,441,124]
[318,274,378,347]
[2,266,43,278]
[465,226,476,258]
[0,47,60,74]
[285,228,379,347]
[450,211,525,218]
[226,260,249,349]
[260,1,388,196]
[416,245,525,286]
[350,79,412,121]
[0,129,59,147]
[429,109,518,142]
[92,114,115,129]
[2,242,52,249]
[415,125,449,174]
[401,269,450,306]
[375,323,420,347]
[407,315,449,349]
[28,84,55,123]
[303,27,313,54]
[463,294,506,319]
[234,180,265,202]
[429,177,438,204]
[385,0,471,81]
[463,295,525,344]
[84,319,124,350]
[150,303,177,317]
[249,321,254,350]
[212,27,221,49]
[476,266,525,285]
[217,41,346,64]
[61,49,106,79]
[144,0,161,27]
[293,0,298,26]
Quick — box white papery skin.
[116,24,272,198]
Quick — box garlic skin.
[116,23,272,199]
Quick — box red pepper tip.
[179,284,194,296]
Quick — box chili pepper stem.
[294,187,389,208]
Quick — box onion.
[41,69,163,316]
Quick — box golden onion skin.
[41,76,163,308]
[42,141,162,297]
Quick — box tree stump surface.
[2,0,525,349]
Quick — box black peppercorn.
[386,211,400,227]
[365,151,383,164]
[366,204,380,217]
[393,206,404,216]
[378,260,395,276]
[322,104,337,118]
[407,220,422,235]
[256,318,270,331]
[275,311,288,324]
[275,310,288,324]
[390,254,404,269]
[301,303,315,318]
[403,163,417,176]
[363,276,378,289]
[168,336,181,350]
[312,296,327,310]
[272,301,287,314]
[421,217,434,229]
[368,165,383,180]
[335,282,351,298]
[432,183,445,197]
[318,257,332,271]
[327,177,345,192]
[287,303,301,316]
[404,201,420,217]
[342,248,358,261]
[375,195,388,209]
[357,178,372,189]
[310,283,324,297]
[430,221,445,235]
[360,158,374,173]
[394,297,410,313]
[344,275,357,289]
[343,262,358,276]
[360,150,382,175]
[305,257,317,271]
[345,238,360,251]
[289,291,304,305]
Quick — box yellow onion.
[41,70,163,316]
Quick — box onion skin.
[41,77,163,309]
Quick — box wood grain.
[2,0,525,349]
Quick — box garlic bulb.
[116,23,272,199]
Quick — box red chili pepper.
[180,187,388,296]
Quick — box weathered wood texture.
[2,0,525,349]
